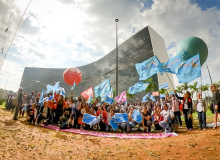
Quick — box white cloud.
[1,0,220,92]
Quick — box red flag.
[152,91,159,96]
[81,87,94,99]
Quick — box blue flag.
[150,95,156,101]
[95,79,111,97]
[82,113,100,127]
[52,82,61,91]
[87,94,93,104]
[129,82,149,94]
[60,88,66,97]
[71,81,76,90]
[142,94,148,103]
[39,89,44,106]
[169,91,175,96]
[135,56,161,80]
[160,94,166,99]
[159,82,168,90]
[101,87,113,102]
[132,110,142,123]
[46,85,53,91]
[159,54,182,74]
[110,116,118,131]
[105,96,114,104]
[114,113,128,123]
[174,53,201,83]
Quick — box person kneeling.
[159,104,175,133]
[27,103,37,125]
[141,106,152,133]
[36,101,51,126]
[60,102,72,129]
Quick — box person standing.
[210,84,220,130]
[170,94,182,129]
[174,90,193,131]
[13,87,24,120]
[195,93,206,130]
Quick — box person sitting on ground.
[27,103,37,125]
[36,101,51,125]
[104,105,115,131]
[195,93,206,131]
[96,105,107,131]
[141,106,152,133]
[153,106,163,131]
[159,104,175,133]
[59,102,72,129]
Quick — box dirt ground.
[0,108,220,160]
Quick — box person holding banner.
[104,107,115,131]
[96,105,107,131]
[141,106,152,133]
[174,91,193,131]
[210,84,220,130]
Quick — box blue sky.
[0,0,220,92]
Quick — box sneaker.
[180,126,183,129]
[203,128,206,131]
[189,128,193,131]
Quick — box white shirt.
[172,99,180,112]
[121,105,127,113]
[160,110,174,120]
[184,100,188,109]
[196,99,203,112]
[69,103,75,109]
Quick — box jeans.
[183,109,193,129]
[159,120,171,133]
[174,111,182,126]
[13,103,22,120]
[198,112,206,129]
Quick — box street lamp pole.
[115,19,119,96]
[2,76,9,99]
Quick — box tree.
[159,88,168,95]
[175,86,183,95]
[143,78,157,93]
[214,81,220,88]
[126,90,134,103]
[189,82,198,98]
[180,83,189,92]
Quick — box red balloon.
[63,67,82,85]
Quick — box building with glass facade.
[20,26,174,98]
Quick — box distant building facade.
[20,26,174,98]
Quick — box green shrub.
[0,99,6,105]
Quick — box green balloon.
[176,36,208,66]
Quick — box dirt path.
[0,108,220,160]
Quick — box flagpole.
[115,19,119,96]
[165,73,175,90]
[206,62,213,84]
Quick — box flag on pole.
[159,82,168,90]
[60,88,66,97]
[81,87,94,100]
[150,95,156,101]
[142,94,148,103]
[174,53,201,83]
[71,81,76,90]
[159,54,182,74]
[52,82,61,91]
[135,55,161,80]
[115,91,127,103]
[94,79,111,97]
[105,96,114,104]
[160,94,166,99]
[101,87,113,102]
[129,82,149,94]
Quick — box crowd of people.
[5,83,220,133]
